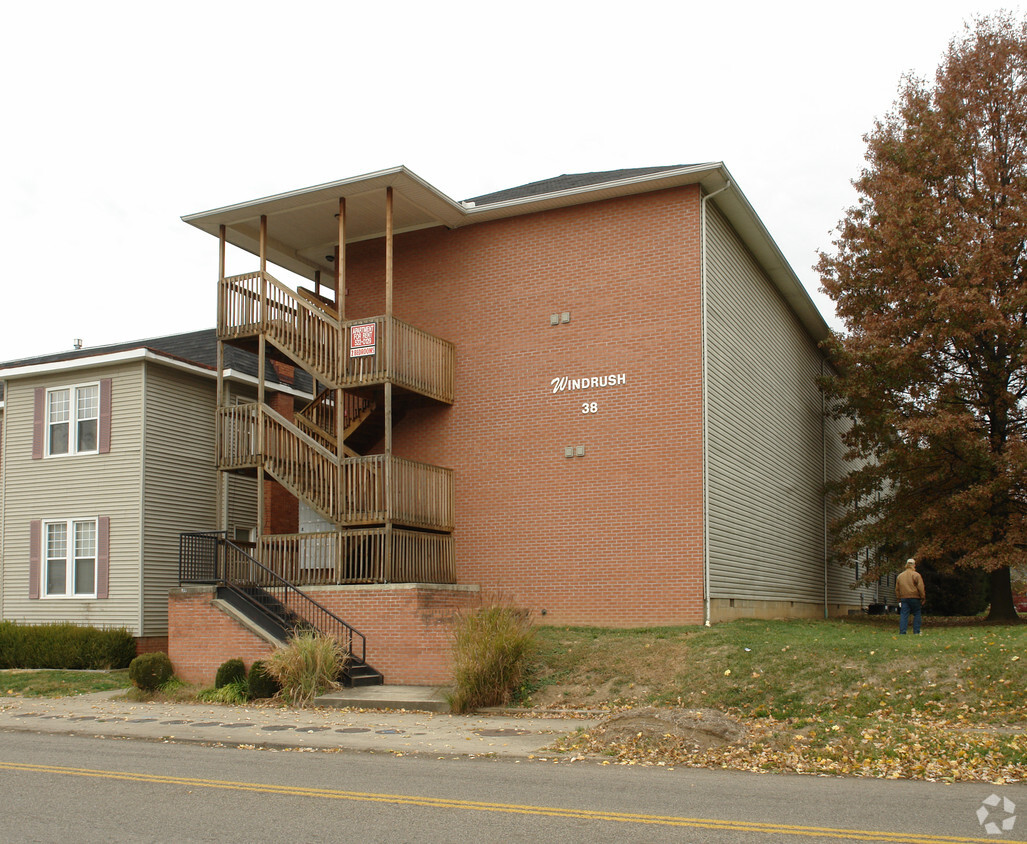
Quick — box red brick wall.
[341,186,705,626]
[134,636,169,656]
[308,585,480,684]
[264,391,298,535]
[167,585,479,685]
[168,587,274,684]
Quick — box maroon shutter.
[96,517,110,599]
[29,520,41,599]
[98,379,112,454]
[32,388,45,460]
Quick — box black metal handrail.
[179,531,367,664]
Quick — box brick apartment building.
[169,163,873,685]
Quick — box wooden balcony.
[218,270,455,403]
[217,403,455,532]
[256,528,456,585]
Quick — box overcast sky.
[1,0,1021,362]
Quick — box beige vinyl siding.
[141,366,258,635]
[223,383,258,540]
[1,364,143,631]
[141,363,218,636]
[823,406,891,605]
[1,402,5,612]
[227,475,257,539]
[706,205,858,605]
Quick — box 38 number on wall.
[581,402,598,414]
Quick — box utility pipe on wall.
[700,179,731,628]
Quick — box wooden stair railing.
[294,388,376,457]
[219,271,456,404]
[220,403,454,531]
[178,531,383,685]
[296,286,339,318]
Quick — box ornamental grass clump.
[199,679,249,705]
[264,632,348,707]
[449,605,535,714]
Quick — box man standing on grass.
[896,558,926,634]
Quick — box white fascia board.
[219,369,313,399]
[0,348,155,378]
[703,167,831,343]
[182,166,466,232]
[0,350,312,399]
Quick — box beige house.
[0,330,307,650]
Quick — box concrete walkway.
[0,690,597,758]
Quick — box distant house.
[0,330,309,651]
[167,164,883,685]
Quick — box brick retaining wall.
[168,584,480,686]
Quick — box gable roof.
[464,166,691,206]
[183,163,830,343]
[0,329,312,393]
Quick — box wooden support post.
[314,270,321,297]
[338,197,347,321]
[385,186,393,318]
[216,225,226,533]
[259,215,267,273]
[384,381,393,455]
[257,333,266,546]
[336,197,347,526]
[383,188,394,581]
[334,245,340,305]
[336,386,345,521]
[259,215,268,329]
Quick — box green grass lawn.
[528,617,1027,780]
[0,669,131,698]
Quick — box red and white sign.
[350,323,376,358]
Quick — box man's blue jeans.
[900,598,922,634]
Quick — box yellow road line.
[0,761,1003,843]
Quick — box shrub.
[263,632,348,707]
[215,658,247,689]
[0,621,135,670]
[199,679,249,705]
[128,652,173,691]
[247,659,281,700]
[448,605,535,714]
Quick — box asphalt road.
[1,731,1025,843]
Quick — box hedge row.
[0,621,136,670]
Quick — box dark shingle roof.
[464,166,688,206]
[0,329,311,392]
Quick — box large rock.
[598,707,745,753]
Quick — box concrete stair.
[315,685,450,713]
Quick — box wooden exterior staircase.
[216,270,456,586]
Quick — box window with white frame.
[44,519,97,597]
[47,383,99,456]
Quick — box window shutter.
[98,379,112,454]
[29,520,41,599]
[96,516,110,599]
[32,388,44,459]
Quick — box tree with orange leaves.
[820,15,1027,621]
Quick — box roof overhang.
[0,349,312,398]
[182,167,468,283]
[183,163,830,343]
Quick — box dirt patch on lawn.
[590,707,746,755]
